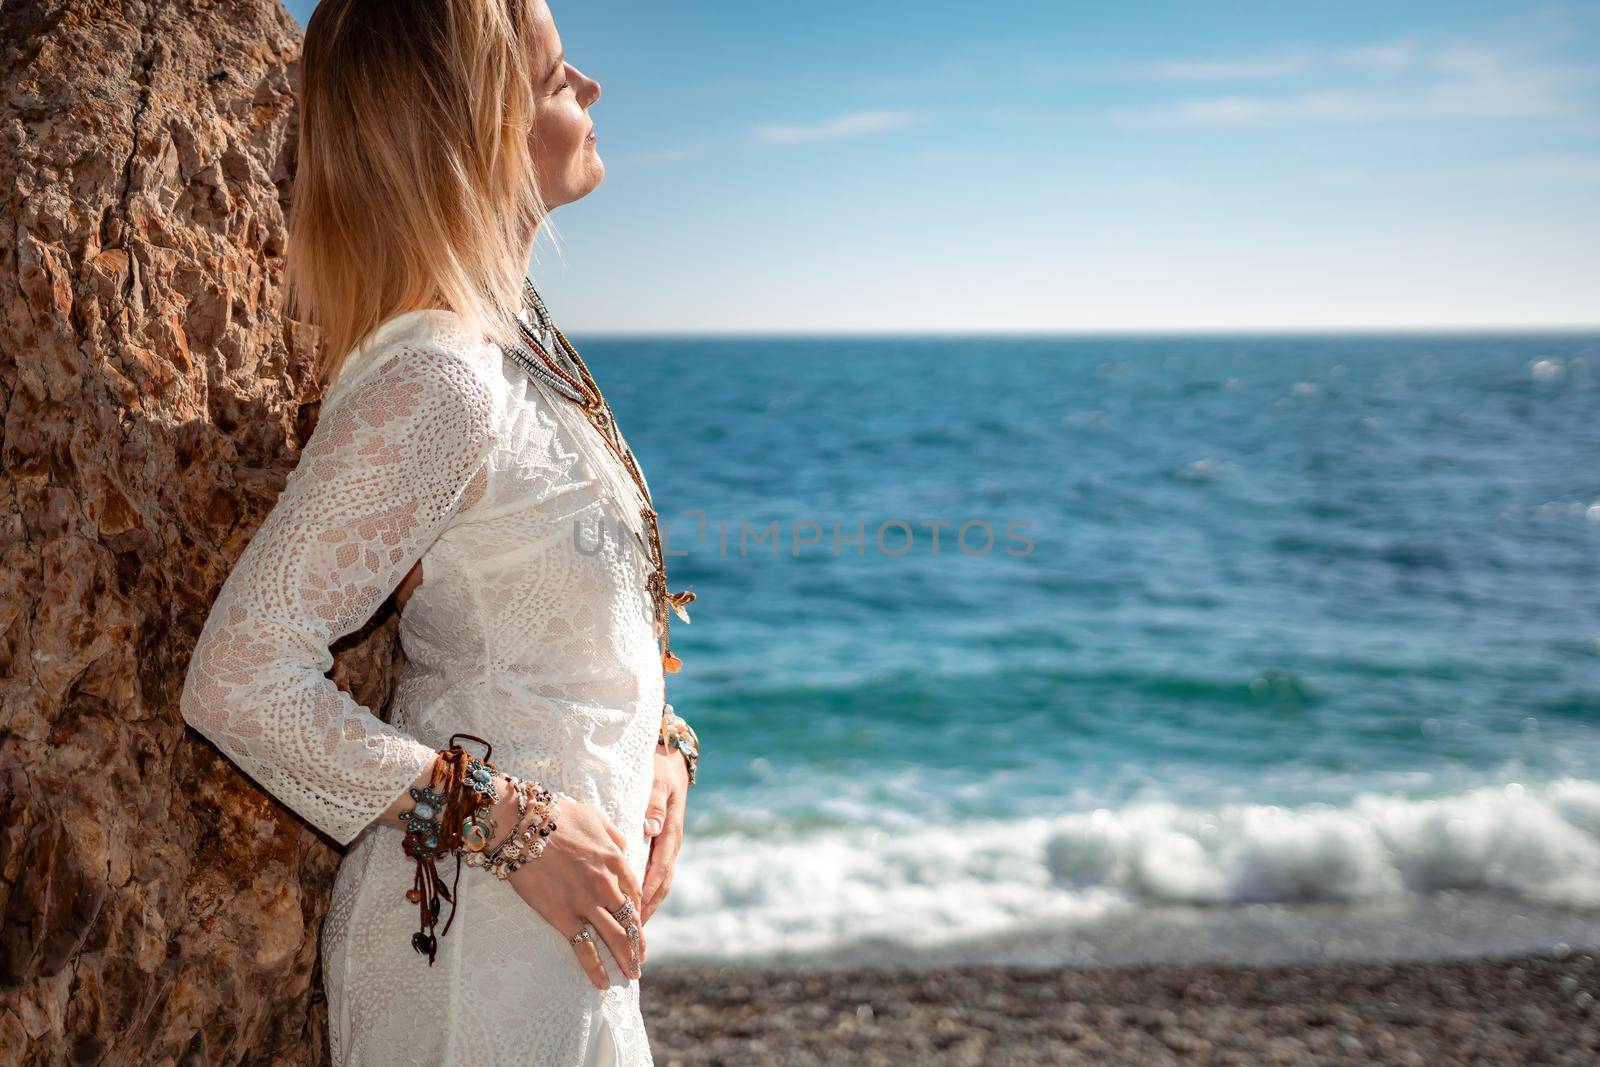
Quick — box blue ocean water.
[584,331,1600,965]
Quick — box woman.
[177,1,695,1063]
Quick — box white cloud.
[1306,168,1374,188]
[1076,41,1416,82]
[1492,154,1600,182]
[1106,39,1590,126]
[1333,43,1417,71]
[1120,49,1316,81]
[1308,155,1600,187]
[753,109,922,144]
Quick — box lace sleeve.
[179,337,498,846]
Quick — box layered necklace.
[501,277,695,676]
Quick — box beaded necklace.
[501,278,695,675]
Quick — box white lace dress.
[178,307,664,1065]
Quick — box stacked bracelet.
[465,777,562,881]
[659,703,700,787]
[396,737,562,965]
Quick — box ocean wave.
[649,779,1600,962]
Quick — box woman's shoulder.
[327,308,504,412]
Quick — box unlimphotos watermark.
[572,510,1035,559]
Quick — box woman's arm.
[178,337,498,847]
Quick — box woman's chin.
[553,160,604,205]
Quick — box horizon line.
[563,323,1600,339]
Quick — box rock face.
[1,4,399,1063]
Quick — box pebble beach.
[642,952,1599,1066]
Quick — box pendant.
[461,820,491,853]
[520,275,700,677]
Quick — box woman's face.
[528,2,603,209]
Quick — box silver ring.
[609,899,637,924]
[570,925,593,947]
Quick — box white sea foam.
[648,779,1600,964]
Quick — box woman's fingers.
[611,848,645,915]
[643,862,674,925]
[620,893,648,966]
[642,785,685,923]
[564,919,610,991]
[586,815,644,916]
[643,774,670,837]
[585,901,643,980]
[641,837,666,925]
[642,859,674,925]
[599,814,645,919]
[629,900,648,969]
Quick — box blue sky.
[285,1,1599,333]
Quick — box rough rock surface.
[1,3,400,1063]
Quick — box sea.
[579,330,1600,970]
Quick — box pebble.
[641,951,1600,1065]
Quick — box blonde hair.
[287,0,558,387]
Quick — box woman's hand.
[502,789,647,989]
[640,741,689,924]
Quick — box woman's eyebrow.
[544,50,566,82]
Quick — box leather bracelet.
[398,733,500,965]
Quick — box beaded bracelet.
[466,778,561,881]
[459,774,526,875]
[498,794,561,879]
[659,703,700,787]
